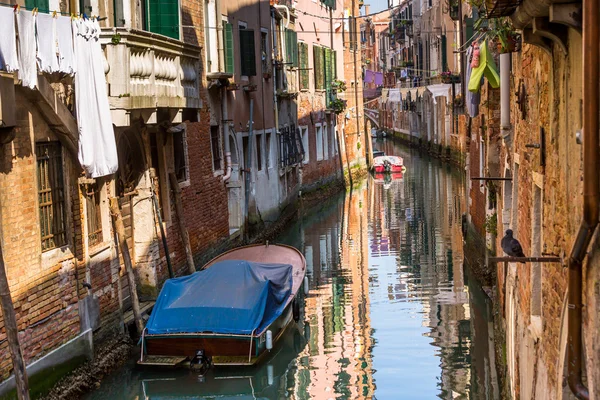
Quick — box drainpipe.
[271,10,280,135]
[273,5,290,28]
[567,0,599,398]
[500,53,511,139]
[222,87,232,181]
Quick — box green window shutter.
[293,31,299,67]
[441,34,447,72]
[285,29,298,67]
[146,0,179,39]
[239,29,256,76]
[333,50,337,79]
[324,47,333,98]
[465,17,474,47]
[27,0,49,12]
[224,23,234,74]
[313,46,324,89]
[299,42,309,90]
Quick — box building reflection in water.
[280,140,498,400]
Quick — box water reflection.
[87,139,498,400]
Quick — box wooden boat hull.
[139,244,306,367]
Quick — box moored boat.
[372,155,407,174]
[139,243,306,368]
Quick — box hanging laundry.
[74,18,118,178]
[465,46,481,117]
[37,13,60,73]
[427,84,452,105]
[16,9,37,89]
[0,7,18,72]
[468,40,500,93]
[56,15,75,75]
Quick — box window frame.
[301,126,309,164]
[36,141,68,253]
[315,123,324,161]
[210,125,223,174]
[238,22,257,78]
[173,125,191,185]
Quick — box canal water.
[87,139,499,399]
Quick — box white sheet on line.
[37,13,60,73]
[0,7,19,72]
[74,19,118,178]
[17,10,37,88]
[56,15,75,75]
[427,84,452,105]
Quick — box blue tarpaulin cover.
[146,260,293,335]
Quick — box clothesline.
[0,1,106,20]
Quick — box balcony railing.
[100,28,201,113]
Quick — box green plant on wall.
[329,98,347,114]
[484,213,498,237]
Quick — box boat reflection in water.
[137,323,307,399]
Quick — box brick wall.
[0,93,83,380]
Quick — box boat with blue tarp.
[139,243,306,368]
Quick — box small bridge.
[364,108,380,129]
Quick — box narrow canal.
[87,139,499,399]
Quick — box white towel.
[0,7,18,72]
[56,15,75,75]
[36,13,59,73]
[16,10,37,88]
[74,19,118,178]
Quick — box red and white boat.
[372,155,407,174]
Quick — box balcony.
[100,28,201,125]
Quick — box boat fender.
[266,330,273,350]
[292,299,300,322]
[267,364,274,385]
[304,276,309,295]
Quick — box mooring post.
[169,172,196,275]
[0,245,30,400]
[110,198,144,335]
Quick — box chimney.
[365,5,370,15]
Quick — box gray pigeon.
[501,229,526,263]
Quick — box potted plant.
[331,79,347,92]
[489,17,521,53]
[441,71,460,84]
[329,98,347,115]
[365,58,371,65]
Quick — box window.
[146,0,179,39]
[266,131,275,168]
[299,42,309,90]
[85,181,103,247]
[313,46,324,90]
[261,30,269,73]
[205,0,218,73]
[301,127,309,164]
[210,125,222,171]
[37,142,67,252]
[324,48,334,106]
[316,124,324,161]
[239,27,256,77]
[323,123,329,160]
[285,29,298,67]
[333,125,338,155]
[279,124,303,168]
[224,21,234,74]
[256,134,263,171]
[348,16,357,51]
[173,126,189,182]
[27,0,49,11]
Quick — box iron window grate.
[37,142,67,252]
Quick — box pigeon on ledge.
[501,229,526,263]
